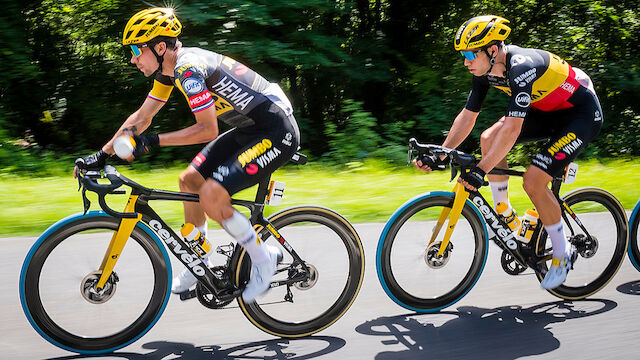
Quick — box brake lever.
[81,186,91,215]
[449,159,458,182]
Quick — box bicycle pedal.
[179,289,197,301]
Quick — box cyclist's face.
[462,49,490,75]
[130,46,157,77]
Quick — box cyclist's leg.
[524,87,603,288]
[480,118,510,207]
[180,128,241,235]
[197,103,300,301]
[172,129,244,293]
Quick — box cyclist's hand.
[73,149,109,178]
[131,133,160,159]
[413,155,446,172]
[459,166,486,191]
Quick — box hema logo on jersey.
[188,90,213,111]
[211,76,255,110]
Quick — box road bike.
[20,152,365,354]
[627,198,640,272]
[376,139,628,313]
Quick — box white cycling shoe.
[171,256,214,294]
[242,245,283,303]
[541,248,576,290]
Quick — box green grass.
[2,158,640,237]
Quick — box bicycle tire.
[376,192,488,313]
[20,211,171,354]
[534,188,628,299]
[234,206,364,338]
[626,199,640,272]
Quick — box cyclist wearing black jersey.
[74,8,300,302]
[414,15,602,289]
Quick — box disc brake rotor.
[425,241,453,269]
[80,270,118,304]
[294,263,318,290]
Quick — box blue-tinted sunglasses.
[130,43,148,57]
[460,49,481,61]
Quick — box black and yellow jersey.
[465,45,583,118]
[147,47,291,128]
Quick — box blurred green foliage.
[0,0,639,174]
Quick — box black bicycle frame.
[90,170,309,302]
[465,166,595,269]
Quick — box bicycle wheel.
[534,188,628,299]
[627,200,640,272]
[234,206,364,338]
[20,211,171,354]
[376,192,488,313]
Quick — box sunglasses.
[130,43,148,57]
[460,49,481,61]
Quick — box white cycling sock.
[222,210,269,264]
[545,221,570,259]
[490,180,510,209]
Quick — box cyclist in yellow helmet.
[415,15,602,289]
[75,7,300,302]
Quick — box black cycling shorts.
[190,101,300,195]
[516,85,603,177]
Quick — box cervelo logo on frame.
[149,220,206,276]
[471,195,518,250]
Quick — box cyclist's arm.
[158,105,218,146]
[442,76,488,149]
[475,115,523,173]
[442,108,479,150]
[103,97,165,155]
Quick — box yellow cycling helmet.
[454,15,510,51]
[122,7,182,45]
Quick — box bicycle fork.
[95,195,141,290]
[427,183,469,257]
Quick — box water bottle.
[516,209,539,243]
[180,223,213,258]
[496,202,520,231]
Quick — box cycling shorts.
[190,101,300,195]
[515,85,603,177]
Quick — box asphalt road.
[2,220,639,360]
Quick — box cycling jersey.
[147,47,293,128]
[465,45,582,118]
[146,46,300,195]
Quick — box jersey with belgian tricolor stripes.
[147,47,276,128]
[465,45,582,118]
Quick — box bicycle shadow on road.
[355,299,616,360]
[616,280,640,295]
[44,335,346,360]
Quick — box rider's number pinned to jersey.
[267,180,285,206]
[562,162,579,184]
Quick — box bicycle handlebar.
[408,138,478,168]
[78,165,140,219]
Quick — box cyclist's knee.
[522,166,551,196]
[179,167,204,192]
[199,179,232,222]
